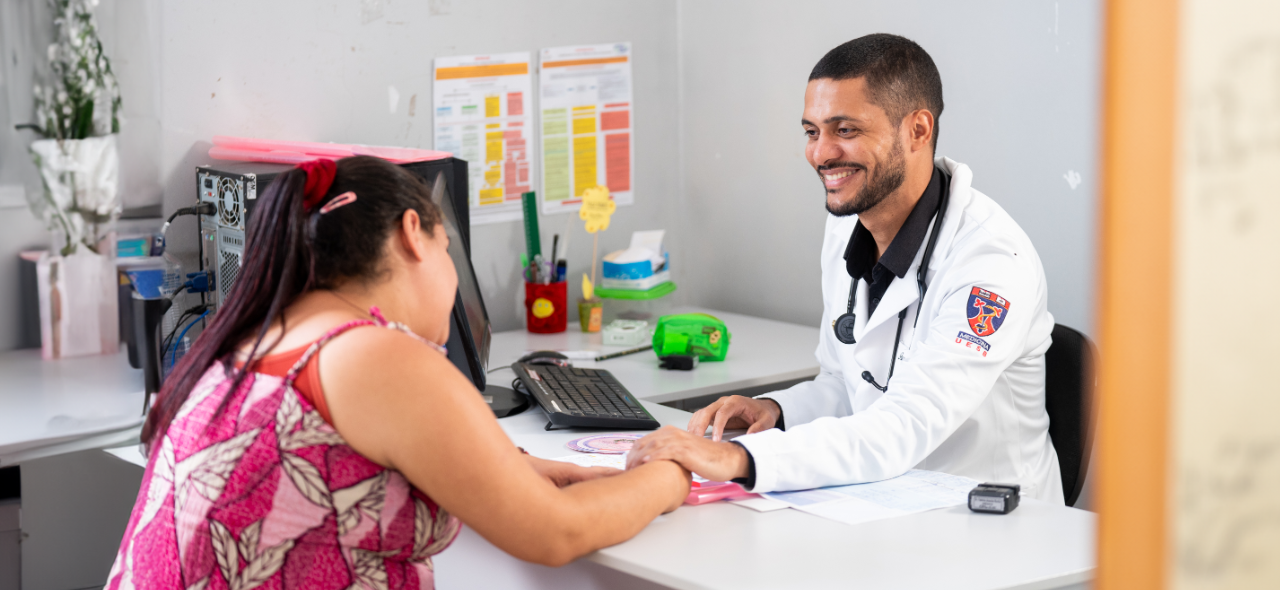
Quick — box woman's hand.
[526,455,624,488]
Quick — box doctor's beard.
[823,138,906,217]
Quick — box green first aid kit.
[652,313,731,361]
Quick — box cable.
[160,305,208,358]
[163,306,207,365]
[158,272,216,355]
[158,203,215,252]
[511,378,533,397]
[168,309,211,370]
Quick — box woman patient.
[107,156,690,589]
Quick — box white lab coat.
[737,157,1063,503]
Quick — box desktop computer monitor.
[425,172,527,417]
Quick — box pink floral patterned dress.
[107,309,461,590]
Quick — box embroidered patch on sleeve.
[966,287,1011,337]
[956,331,991,357]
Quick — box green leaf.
[73,99,93,139]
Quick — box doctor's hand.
[626,426,750,483]
[687,395,782,441]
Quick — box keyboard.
[512,363,660,430]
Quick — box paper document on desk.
[550,453,627,470]
[762,470,979,526]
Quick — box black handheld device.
[968,483,1021,514]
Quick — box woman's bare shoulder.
[317,324,471,397]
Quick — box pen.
[594,345,653,362]
[550,234,560,283]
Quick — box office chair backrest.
[1044,324,1097,507]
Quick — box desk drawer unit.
[0,500,18,590]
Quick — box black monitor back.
[400,159,491,391]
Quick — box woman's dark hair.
[141,156,442,447]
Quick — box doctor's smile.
[817,164,863,190]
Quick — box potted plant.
[19,0,123,359]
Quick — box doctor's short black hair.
[810,34,944,150]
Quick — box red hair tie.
[297,159,336,211]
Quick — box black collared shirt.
[844,166,945,316]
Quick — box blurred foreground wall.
[1096,0,1280,588]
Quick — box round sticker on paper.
[567,434,642,454]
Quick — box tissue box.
[602,252,670,291]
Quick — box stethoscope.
[831,170,951,393]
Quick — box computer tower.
[196,161,290,309]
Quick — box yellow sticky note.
[582,273,595,301]
[579,185,616,234]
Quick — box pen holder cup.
[578,299,603,333]
[524,281,567,334]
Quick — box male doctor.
[627,34,1063,502]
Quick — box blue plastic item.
[126,268,168,299]
[603,252,669,281]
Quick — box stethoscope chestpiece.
[833,312,857,344]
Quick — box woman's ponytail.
[141,167,315,447]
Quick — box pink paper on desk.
[209,135,451,165]
[685,482,756,505]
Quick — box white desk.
[3,308,1090,589]
[435,402,1096,590]
[489,307,820,405]
[0,349,145,466]
[0,349,146,589]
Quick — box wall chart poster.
[433,52,533,225]
[539,42,634,215]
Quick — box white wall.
[1,0,1101,344]
[0,1,57,352]
[676,0,1102,335]
[157,0,683,332]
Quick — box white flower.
[57,90,68,103]
[62,105,71,115]
[47,44,58,61]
